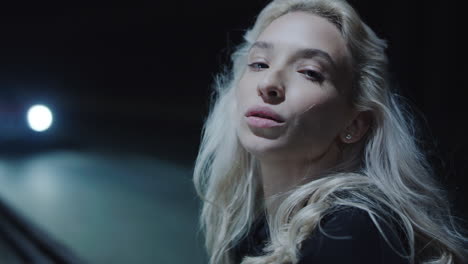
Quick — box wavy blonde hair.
[193,0,468,263]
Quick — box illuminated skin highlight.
[235,12,368,211]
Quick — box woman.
[193,0,467,263]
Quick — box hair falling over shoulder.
[193,0,468,263]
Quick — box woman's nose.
[257,70,285,104]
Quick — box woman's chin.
[238,132,289,159]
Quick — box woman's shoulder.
[297,206,410,264]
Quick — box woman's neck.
[259,146,340,216]
[260,159,311,199]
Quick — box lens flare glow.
[27,105,53,132]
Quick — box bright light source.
[27,105,53,132]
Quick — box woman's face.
[235,11,354,162]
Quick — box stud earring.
[345,134,352,140]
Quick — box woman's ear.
[340,111,371,143]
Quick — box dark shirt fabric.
[233,207,410,264]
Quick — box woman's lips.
[245,106,286,128]
[246,116,285,128]
[245,106,285,121]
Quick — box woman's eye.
[299,69,324,83]
[248,62,269,70]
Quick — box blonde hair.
[193,0,468,263]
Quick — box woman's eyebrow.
[250,41,336,70]
[250,41,274,51]
[292,48,337,70]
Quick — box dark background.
[0,1,465,262]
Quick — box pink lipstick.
[245,106,285,128]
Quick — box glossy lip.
[245,106,286,128]
[245,106,285,123]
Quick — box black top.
[234,207,410,264]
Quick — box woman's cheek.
[293,100,339,143]
[236,76,251,103]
